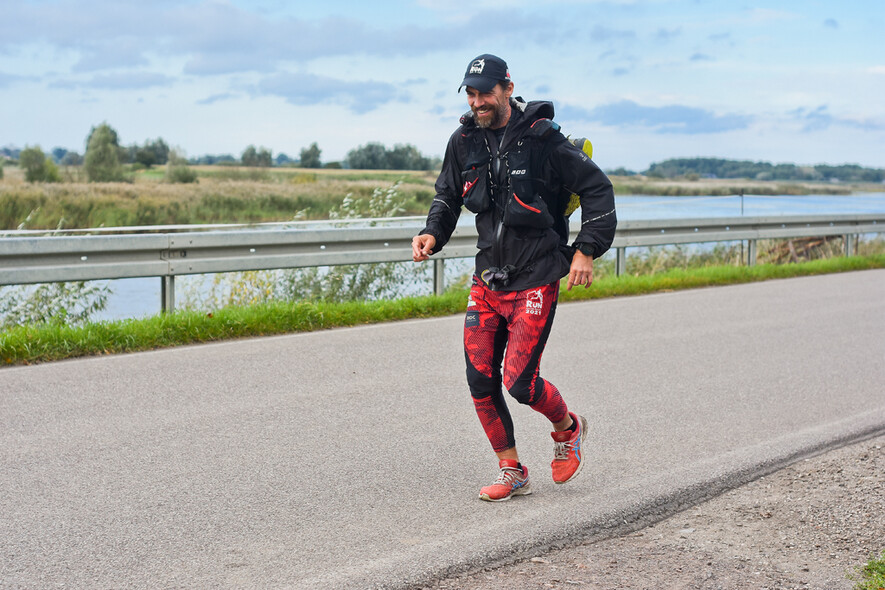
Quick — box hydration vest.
[460,117,569,230]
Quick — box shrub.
[164,150,198,184]
[19,146,61,183]
[0,281,110,329]
[179,181,427,310]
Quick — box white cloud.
[0,72,35,88]
[255,73,406,114]
[559,100,752,135]
[0,0,882,171]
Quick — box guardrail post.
[747,239,757,266]
[616,247,626,276]
[844,234,855,256]
[161,275,175,313]
[433,258,446,296]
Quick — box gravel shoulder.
[423,433,885,590]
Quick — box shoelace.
[553,440,575,461]
[494,467,523,486]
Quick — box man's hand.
[567,250,594,290]
[412,234,437,262]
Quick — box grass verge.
[851,550,885,590]
[2,255,883,367]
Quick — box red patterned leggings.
[464,279,569,452]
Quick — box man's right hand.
[411,234,437,262]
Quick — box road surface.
[2,270,884,588]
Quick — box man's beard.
[473,100,508,129]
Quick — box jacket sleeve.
[550,139,617,258]
[419,130,464,253]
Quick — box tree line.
[641,158,885,183]
[1,123,438,185]
[7,127,883,184]
[5,124,197,184]
[190,141,437,171]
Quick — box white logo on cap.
[470,59,485,74]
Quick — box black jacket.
[421,97,617,291]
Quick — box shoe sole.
[479,483,533,502]
[554,414,589,485]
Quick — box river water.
[88,192,885,321]
[615,192,885,219]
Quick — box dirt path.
[423,434,885,590]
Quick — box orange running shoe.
[479,459,532,502]
[551,412,588,484]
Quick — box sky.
[1,0,883,172]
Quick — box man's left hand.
[567,251,594,290]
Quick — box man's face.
[466,82,513,129]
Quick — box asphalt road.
[2,270,884,589]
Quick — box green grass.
[561,254,885,302]
[851,550,885,590]
[2,255,883,366]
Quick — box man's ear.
[504,81,514,98]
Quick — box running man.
[412,54,616,501]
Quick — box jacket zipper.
[484,130,509,274]
[494,139,522,272]
[494,151,511,273]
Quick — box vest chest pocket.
[501,138,554,229]
[461,163,492,214]
[503,189,554,228]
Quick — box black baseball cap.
[459,54,511,93]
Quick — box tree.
[51,147,69,163]
[256,147,272,167]
[147,138,170,166]
[299,143,322,168]
[346,142,388,170]
[19,146,61,183]
[126,138,170,167]
[85,123,127,164]
[346,142,432,170]
[85,124,120,152]
[19,146,45,181]
[241,145,258,166]
[84,123,125,182]
[194,154,236,165]
[135,147,157,168]
[387,144,430,170]
[241,145,272,167]
[61,151,83,166]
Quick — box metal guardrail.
[607,214,883,276]
[1,214,882,312]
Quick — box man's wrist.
[573,242,594,257]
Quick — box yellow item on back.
[565,137,593,216]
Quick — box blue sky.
[1,0,883,171]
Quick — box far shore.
[609,175,884,196]
[1,164,883,231]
